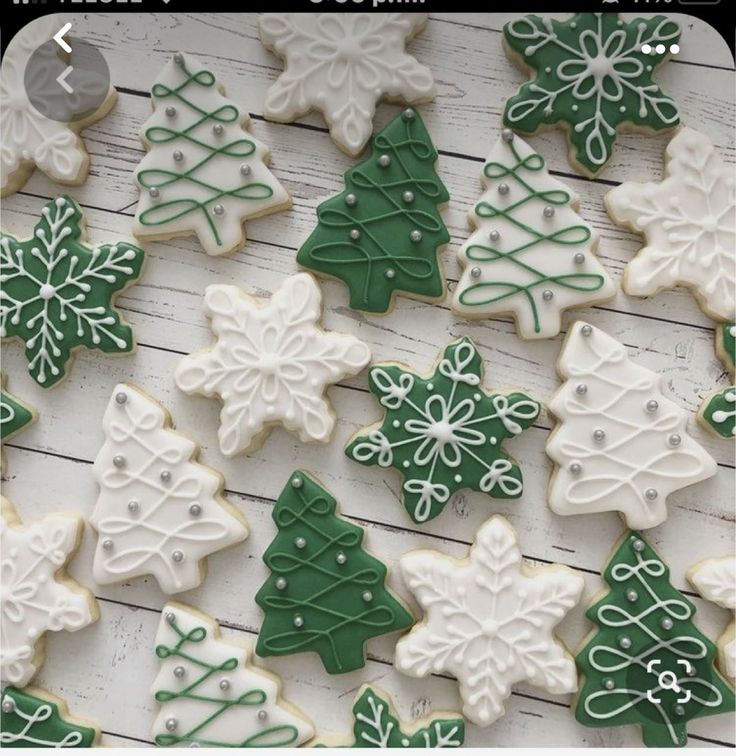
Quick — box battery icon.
[677,0,720,4]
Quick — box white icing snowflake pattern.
[259,14,435,156]
[175,273,371,456]
[395,515,584,727]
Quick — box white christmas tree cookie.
[546,321,717,529]
[133,52,290,256]
[152,602,314,747]
[0,497,98,687]
[394,515,584,727]
[175,273,371,456]
[606,128,735,322]
[90,383,248,594]
[688,556,736,680]
[259,14,435,156]
[453,129,615,339]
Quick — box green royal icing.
[718,323,736,377]
[503,13,680,175]
[575,532,735,748]
[702,387,736,439]
[346,337,540,524]
[0,687,96,748]
[297,108,450,313]
[0,382,34,443]
[0,196,144,388]
[255,471,413,675]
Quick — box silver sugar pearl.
[362,591,373,602]
[350,228,361,241]
[668,433,681,447]
[581,325,593,337]
[213,204,225,216]
[604,678,615,690]
[627,590,638,602]
[498,183,510,195]
[542,289,554,301]
[160,470,172,483]
[149,187,160,199]
[593,428,606,442]
[336,551,347,565]
[569,462,582,475]
[385,269,395,279]
[172,550,184,563]
[378,154,391,168]
[1,698,14,714]
[275,577,287,590]
[219,679,230,691]
[402,108,416,121]
[190,745,200,749]
[165,718,178,732]
[128,499,139,513]
[575,383,588,395]
[240,163,252,176]
[257,709,268,722]
[102,539,114,551]
[213,123,224,136]
[173,149,183,162]
[174,665,186,678]
[189,503,202,517]
[165,611,176,624]
[633,539,645,552]
[619,636,632,649]
[173,53,184,65]
[165,106,177,118]
[115,391,128,405]
[645,488,658,501]
[402,191,415,204]
[674,704,685,716]
[293,614,304,628]
[291,476,303,489]
[470,266,481,279]
[345,193,357,207]
[295,536,307,549]
[501,128,514,143]
[113,454,126,468]
[661,617,673,630]
[409,229,422,243]
[543,205,555,218]
[646,400,659,413]
[574,252,586,265]
[489,229,500,242]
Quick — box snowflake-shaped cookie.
[259,13,435,156]
[346,337,540,524]
[395,515,584,726]
[175,273,370,456]
[0,373,36,444]
[1,197,145,387]
[503,13,680,176]
[607,128,735,321]
[0,497,98,686]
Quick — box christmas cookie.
[576,532,734,747]
[0,497,98,687]
[346,337,540,524]
[90,383,249,594]
[133,52,291,257]
[259,14,435,156]
[0,373,36,445]
[152,602,314,747]
[453,129,615,338]
[0,15,116,197]
[298,108,450,314]
[606,128,735,321]
[503,13,680,176]
[698,323,736,439]
[547,321,717,529]
[313,685,464,748]
[175,273,370,456]
[255,471,413,675]
[0,196,145,388]
[1,686,100,748]
[395,515,584,727]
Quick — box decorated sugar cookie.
[175,273,370,456]
[90,383,249,594]
[259,14,435,156]
[133,52,290,256]
[607,128,735,321]
[0,497,98,687]
[255,471,413,675]
[346,337,540,524]
[313,686,464,748]
[453,129,615,338]
[298,108,450,314]
[576,532,734,747]
[1,687,100,748]
[0,374,36,445]
[395,515,584,727]
[152,602,314,747]
[547,321,717,529]
[698,323,736,439]
[0,196,145,388]
[717,323,736,376]
[503,13,680,176]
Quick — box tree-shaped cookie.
[699,323,736,439]
[259,14,435,156]
[297,108,450,314]
[90,383,248,594]
[453,129,615,338]
[1,686,100,747]
[0,497,98,686]
[255,471,413,675]
[606,128,735,321]
[575,532,734,747]
[133,52,290,256]
[1,196,144,387]
[152,602,314,747]
[547,321,717,529]
[0,373,36,445]
[346,337,540,524]
[395,515,584,727]
[503,13,680,176]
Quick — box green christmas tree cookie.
[346,337,540,524]
[0,196,145,387]
[255,471,413,674]
[575,532,735,747]
[0,374,36,444]
[297,108,450,313]
[699,323,736,439]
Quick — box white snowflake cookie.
[606,127,735,322]
[259,14,435,156]
[394,515,584,727]
[175,273,371,456]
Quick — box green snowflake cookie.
[0,375,35,443]
[718,323,735,377]
[503,13,680,175]
[701,387,736,439]
[346,337,540,524]
[0,197,145,387]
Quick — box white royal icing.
[259,13,435,156]
[90,384,248,594]
[547,321,717,529]
[394,515,584,727]
[607,127,736,322]
[175,273,371,457]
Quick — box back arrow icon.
[53,23,73,54]
[56,65,74,94]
